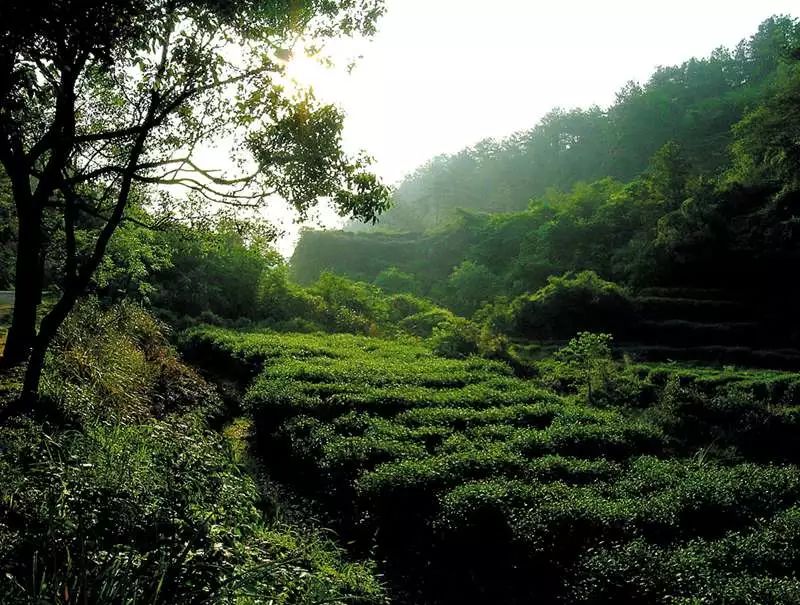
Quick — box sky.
[274,0,798,252]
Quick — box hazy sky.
[275,0,798,252]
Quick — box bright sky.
[275,0,798,252]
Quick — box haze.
[289,0,797,184]
[268,0,799,251]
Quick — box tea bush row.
[194,328,800,604]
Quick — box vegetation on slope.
[182,327,800,604]
[291,17,800,362]
[356,16,800,232]
[1,9,799,605]
[0,302,386,604]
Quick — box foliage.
[0,304,387,604]
[430,317,481,359]
[0,417,386,605]
[555,332,615,404]
[41,298,219,424]
[185,327,800,604]
[503,271,634,340]
[353,16,799,232]
[3,11,800,605]
[310,272,389,334]
[731,61,800,186]
[374,267,421,295]
[289,19,800,344]
[398,308,456,337]
[151,219,281,321]
[0,0,391,400]
[443,261,501,316]
[0,174,16,289]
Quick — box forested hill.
[293,15,800,301]
[343,15,799,233]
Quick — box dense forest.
[344,15,800,231]
[291,16,800,367]
[2,4,800,605]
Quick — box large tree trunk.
[20,289,77,404]
[3,206,43,366]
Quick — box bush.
[398,308,456,337]
[374,267,421,295]
[0,306,388,605]
[651,378,800,462]
[311,272,389,334]
[386,293,435,323]
[193,328,800,605]
[42,299,220,423]
[444,261,501,316]
[430,318,481,358]
[0,416,386,605]
[570,507,800,604]
[505,271,635,340]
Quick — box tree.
[555,332,614,405]
[0,0,390,404]
[150,215,280,321]
[445,260,499,316]
[731,62,800,187]
[647,141,691,207]
[373,266,420,295]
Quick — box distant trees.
[0,0,389,403]
[731,61,800,187]
[368,15,800,233]
[444,261,500,316]
[374,267,421,295]
[647,142,691,207]
[500,272,635,341]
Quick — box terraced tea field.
[183,327,800,604]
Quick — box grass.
[0,300,11,351]
[0,305,388,605]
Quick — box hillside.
[183,326,800,604]
[353,16,800,232]
[3,6,800,605]
[292,16,800,367]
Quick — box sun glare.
[284,52,326,88]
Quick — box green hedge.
[192,327,800,605]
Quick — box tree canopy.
[0,0,389,401]
[355,15,800,233]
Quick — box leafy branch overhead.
[0,0,389,398]
[1,0,389,211]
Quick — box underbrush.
[0,301,386,605]
[185,326,800,604]
[40,299,220,424]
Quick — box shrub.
[570,507,800,604]
[41,299,220,423]
[444,261,501,316]
[650,378,800,462]
[374,267,422,295]
[430,318,481,358]
[554,332,615,404]
[385,293,433,322]
[398,308,456,337]
[506,271,635,340]
[311,272,389,333]
[0,417,386,604]
[191,328,800,605]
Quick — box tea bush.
[190,327,800,605]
